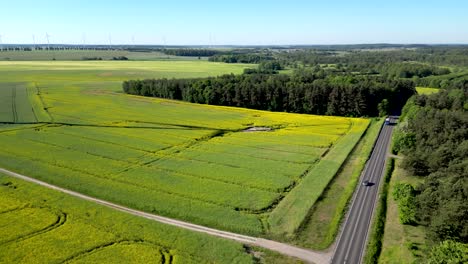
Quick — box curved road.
[0,167,330,264]
[331,118,395,264]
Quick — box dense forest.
[277,47,468,68]
[393,89,468,258]
[123,69,415,117]
[208,53,274,63]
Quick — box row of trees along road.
[392,88,468,262]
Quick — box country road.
[0,167,330,264]
[331,118,395,264]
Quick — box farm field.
[0,60,370,238]
[0,172,255,263]
[0,50,205,61]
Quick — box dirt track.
[0,167,331,264]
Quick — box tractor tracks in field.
[33,82,54,122]
[0,207,67,246]
[0,168,331,264]
[11,87,18,123]
[61,240,175,264]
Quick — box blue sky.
[1,0,467,45]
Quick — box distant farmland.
[0,50,205,61]
[0,61,369,238]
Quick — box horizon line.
[2,43,468,47]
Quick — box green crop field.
[0,50,205,61]
[0,61,369,240]
[416,87,440,95]
[0,173,255,263]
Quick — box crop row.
[196,139,327,163]
[174,149,310,178]
[10,127,296,192]
[268,119,371,236]
[11,125,324,192]
[0,153,264,234]
[0,137,279,212]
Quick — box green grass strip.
[268,119,370,236]
[293,118,384,249]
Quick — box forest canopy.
[393,89,468,243]
[123,70,415,117]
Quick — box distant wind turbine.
[0,34,3,51]
[82,33,86,49]
[32,34,36,50]
[45,33,51,50]
[108,34,112,49]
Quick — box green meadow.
[416,87,440,95]
[0,60,369,260]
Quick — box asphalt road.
[331,118,395,264]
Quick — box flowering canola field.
[0,61,369,238]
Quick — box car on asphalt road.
[362,180,371,186]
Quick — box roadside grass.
[0,173,255,263]
[416,87,440,95]
[251,246,305,264]
[291,118,384,249]
[378,160,428,264]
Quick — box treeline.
[414,72,468,89]
[161,49,219,57]
[122,71,415,117]
[111,56,128,60]
[379,63,450,79]
[208,53,274,64]
[278,47,468,68]
[243,61,283,74]
[81,56,128,61]
[393,89,468,243]
[82,56,102,60]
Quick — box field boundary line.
[33,82,54,122]
[25,84,39,122]
[11,86,18,123]
[0,167,330,264]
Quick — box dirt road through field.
[0,167,331,264]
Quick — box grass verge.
[292,118,384,249]
[377,160,428,264]
[268,119,370,237]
